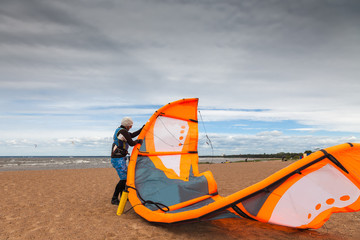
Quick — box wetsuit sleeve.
[129,125,143,138]
[119,129,140,146]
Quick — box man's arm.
[129,125,144,138]
[119,129,141,146]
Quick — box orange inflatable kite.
[119,98,360,229]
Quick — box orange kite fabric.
[125,98,360,229]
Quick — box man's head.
[121,117,133,130]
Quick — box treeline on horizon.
[200,151,313,160]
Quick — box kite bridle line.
[198,110,215,167]
[124,185,170,214]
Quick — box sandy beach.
[2,160,360,240]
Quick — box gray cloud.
[1,0,360,155]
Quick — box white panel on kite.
[154,116,189,152]
[269,164,360,227]
[158,155,181,176]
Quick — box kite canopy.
[126,98,360,229]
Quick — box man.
[111,117,143,205]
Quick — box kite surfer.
[110,117,143,205]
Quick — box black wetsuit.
[111,125,143,204]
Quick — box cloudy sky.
[1,0,360,156]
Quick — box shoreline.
[0,156,282,172]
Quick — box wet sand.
[1,161,360,239]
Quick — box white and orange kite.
[118,98,360,229]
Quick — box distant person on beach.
[111,117,143,205]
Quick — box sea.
[0,156,258,172]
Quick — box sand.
[1,160,360,240]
